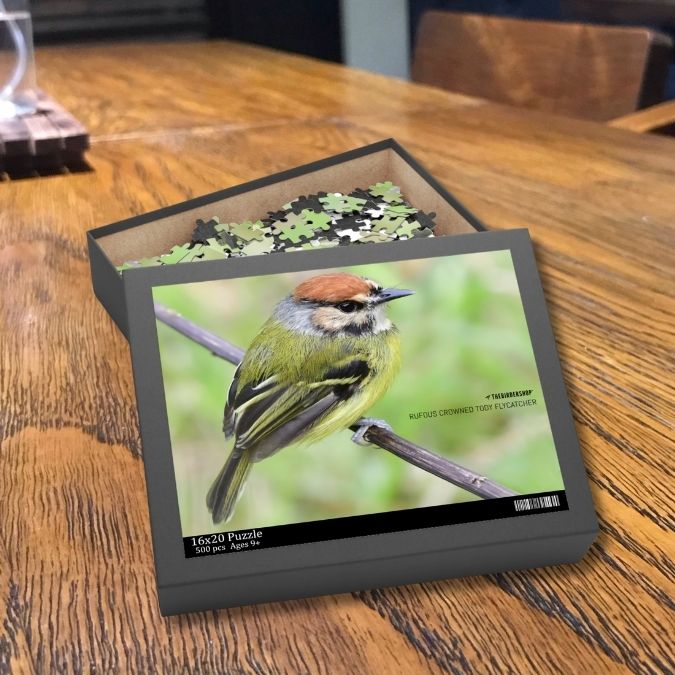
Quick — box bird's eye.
[337,301,360,313]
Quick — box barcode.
[514,495,560,512]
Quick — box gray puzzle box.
[86,140,597,615]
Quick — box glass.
[0,0,36,119]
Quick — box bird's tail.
[206,450,251,524]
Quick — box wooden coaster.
[0,91,89,175]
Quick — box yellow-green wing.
[224,347,369,461]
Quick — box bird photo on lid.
[207,272,414,524]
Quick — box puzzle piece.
[214,223,241,250]
[333,214,364,232]
[368,181,396,196]
[349,188,383,210]
[117,180,436,271]
[394,220,425,239]
[372,214,406,235]
[272,209,332,237]
[180,241,231,263]
[365,205,386,219]
[311,237,340,248]
[319,193,367,214]
[334,227,362,242]
[206,237,234,252]
[349,187,372,199]
[200,245,232,260]
[301,210,333,232]
[368,181,403,204]
[285,195,325,215]
[192,217,221,243]
[267,211,295,231]
[414,211,438,231]
[179,245,206,263]
[240,237,276,256]
[276,216,316,244]
[217,220,266,244]
[236,220,267,242]
[318,192,345,213]
[357,231,394,243]
[411,227,434,238]
[341,195,368,213]
[159,244,193,265]
[384,203,418,218]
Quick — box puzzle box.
[87,139,485,337]
[124,229,597,615]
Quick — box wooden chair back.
[412,11,673,121]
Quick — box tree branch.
[155,302,245,364]
[154,302,517,500]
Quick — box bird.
[207,272,414,524]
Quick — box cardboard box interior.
[96,148,478,267]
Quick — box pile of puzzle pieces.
[117,182,438,271]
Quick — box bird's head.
[276,273,414,336]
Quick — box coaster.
[0,91,89,175]
[123,228,597,615]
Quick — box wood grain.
[1,41,674,674]
[412,10,673,121]
[35,41,481,138]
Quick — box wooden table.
[1,41,673,674]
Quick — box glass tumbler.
[0,0,36,119]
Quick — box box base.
[158,529,596,615]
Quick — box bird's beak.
[374,288,415,305]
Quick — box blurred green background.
[153,249,564,537]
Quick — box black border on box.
[87,138,488,338]
[124,228,597,615]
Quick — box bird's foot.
[351,418,393,446]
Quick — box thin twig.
[155,303,245,363]
[154,302,517,500]
[357,426,515,499]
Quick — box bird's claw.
[351,418,393,446]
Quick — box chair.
[609,100,675,134]
[412,10,673,122]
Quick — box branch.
[155,302,245,364]
[154,302,517,500]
